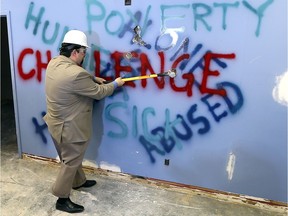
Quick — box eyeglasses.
[76,48,87,54]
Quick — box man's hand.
[94,77,106,84]
[115,77,125,86]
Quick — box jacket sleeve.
[72,71,115,100]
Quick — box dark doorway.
[1,16,18,153]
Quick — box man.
[43,30,125,213]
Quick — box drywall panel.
[1,0,287,202]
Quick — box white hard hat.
[62,30,89,48]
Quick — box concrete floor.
[1,100,287,216]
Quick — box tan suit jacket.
[43,55,114,144]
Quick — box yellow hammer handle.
[122,74,158,81]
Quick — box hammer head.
[168,69,177,78]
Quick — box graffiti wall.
[2,0,287,202]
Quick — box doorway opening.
[1,15,19,155]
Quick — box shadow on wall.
[84,99,106,162]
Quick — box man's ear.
[70,49,77,57]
